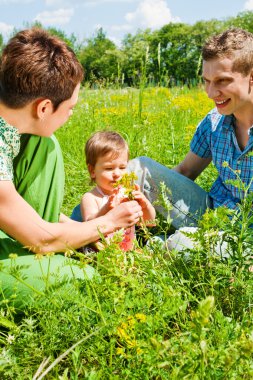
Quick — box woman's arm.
[0,181,142,254]
[59,213,76,223]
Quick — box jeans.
[127,157,212,229]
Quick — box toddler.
[81,131,156,250]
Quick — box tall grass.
[1,86,253,379]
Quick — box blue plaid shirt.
[190,108,253,209]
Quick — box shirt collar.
[221,114,235,131]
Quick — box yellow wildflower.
[117,327,129,340]
[116,347,125,356]
[8,253,18,260]
[135,313,147,322]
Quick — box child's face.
[89,149,128,194]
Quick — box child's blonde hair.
[85,131,129,167]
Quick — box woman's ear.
[88,164,95,179]
[35,98,53,120]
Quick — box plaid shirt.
[190,108,253,209]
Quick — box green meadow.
[1,86,253,379]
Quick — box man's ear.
[36,99,54,120]
[88,164,95,179]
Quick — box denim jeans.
[127,156,212,229]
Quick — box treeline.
[1,11,253,87]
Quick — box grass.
[1,86,253,379]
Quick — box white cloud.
[45,0,69,6]
[108,35,122,47]
[83,0,136,5]
[110,24,133,32]
[34,8,74,26]
[125,0,180,29]
[244,0,253,10]
[0,22,14,35]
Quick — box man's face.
[202,56,253,117]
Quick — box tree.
[47,26,78,52]
[0,33,3,53]
[121,29,153,86]
[225,11,253,33]
[78,28,119,84]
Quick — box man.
[129,28,253,230]
[0,28,142,304]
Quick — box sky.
[0,0,252,46]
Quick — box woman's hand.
[106,200,143,229]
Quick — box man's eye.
[218,79,229,85]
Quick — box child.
[80,131,156,250]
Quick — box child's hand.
[132,184,156,224]
[107,187,129,209]
[132,184,149,210]
[107,190,120,210]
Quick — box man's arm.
[173,151,212,180]
[0,181,142,254]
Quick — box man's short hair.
[202,28,253,76]
[0,28,84,109]
[85,131,129,167]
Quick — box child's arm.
[81,192,118,221]
[132,185,156,224]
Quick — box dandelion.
[116,347,125,356]
[117,326,130,340]
[121,322,128,330]
[126,339,138,348]
[135,313,147,322]
[34,253,44,260]
[8,253,18,260]
[64,249,75,257]
[127,315,136,327]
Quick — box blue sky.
[0,0,251,45]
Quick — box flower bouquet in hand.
[107,172,138,251]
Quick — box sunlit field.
[57,86,215,216]
[2,87,253,379]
